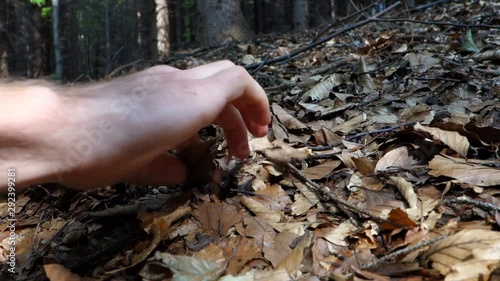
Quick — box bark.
[52,0,62,78]
[0,2,8,78]
[60,0,80,80]
[137,0,156,61]
[197,0,254,46]
[293,0,309,31]
[105,0,111,72]
[155,0,169,60]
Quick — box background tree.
[155,0,170,60]
[196,0,254,46]
[137,0,156,62]
[293,0,309,31]
[51,0,62,79]
[0,2,8,78]
[0,0,430,81]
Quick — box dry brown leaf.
[106,204,191,274]
[240,196,283,223]
[354,189,406,216]
[358,56,376,91]
[192,202,243,236]
[263,231,299,267]
[403,52,441,73]
[222,236,260,275]
[375,146,419,172]
[291,193,314,216]
[414,122,469,157]
[399,104,432,123]
[272,103,309,131]
[44,263,93,281]
[270,222,306,236]
[276,231,313,271]
[154,251,226,281]
[271,115,289,141]
[254,268,292,281]
[389,176,418,209]
[243,217,276,248]
[379,208,417,232]
[294,182,321,206]
[255,184,292,211]
[330,113,367,134]
[322,221,358,247]
[428,154,500,187]
[300,73,343,102]
[423,229,500,280]
[352,157,375,175]
[302,160,341,180]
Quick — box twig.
[313,0,382,41]
[309,56,354,76]
[308,121,417,151]
[244,2,402,70]
[373,18,500,29]
[249,55,270,75]
[409,0,450,12]
[309,151,342,160]
[106,59,143,79]
[286,163,404,228]
[361,235,447,269]
[443,197,500,212]
[439,55,500,77]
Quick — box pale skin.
[0,61,270,191]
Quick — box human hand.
[0,61,270,189]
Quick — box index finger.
[202,66,271,136]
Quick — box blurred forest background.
[0,0,427,81]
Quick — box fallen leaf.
[428,154,500,186]
[423,229,500,280]
[375,146,419,172]
[302,160,341,180]
[414,122,469,157]
[154,251,226,281]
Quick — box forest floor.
[1,1,500,281]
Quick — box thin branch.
[361,235,447,269]
[308,121,417,151]
[409,0,450,12]
[373,18,500,29]
[286,163,405,228]
[244,2,403,70]
[444,197,500,212]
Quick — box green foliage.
[182,0,195,9]
[30,0,52,18]
[41,7,52,18]
[30,0,46,6]
[461,29,480,54]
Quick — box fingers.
[125,154,187,185]
[216,104,250,158]
[201,66,271,137]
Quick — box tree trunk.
[263,0,289,33]
[137,0,156,61]
[155,0,169,60]
[105,0,111,73]
[0,2,8,78]
[293,0,309,31]
[52,0,62,79]
[196,0,254,46]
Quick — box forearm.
[0,81,73,191]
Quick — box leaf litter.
[1,1,500,280]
